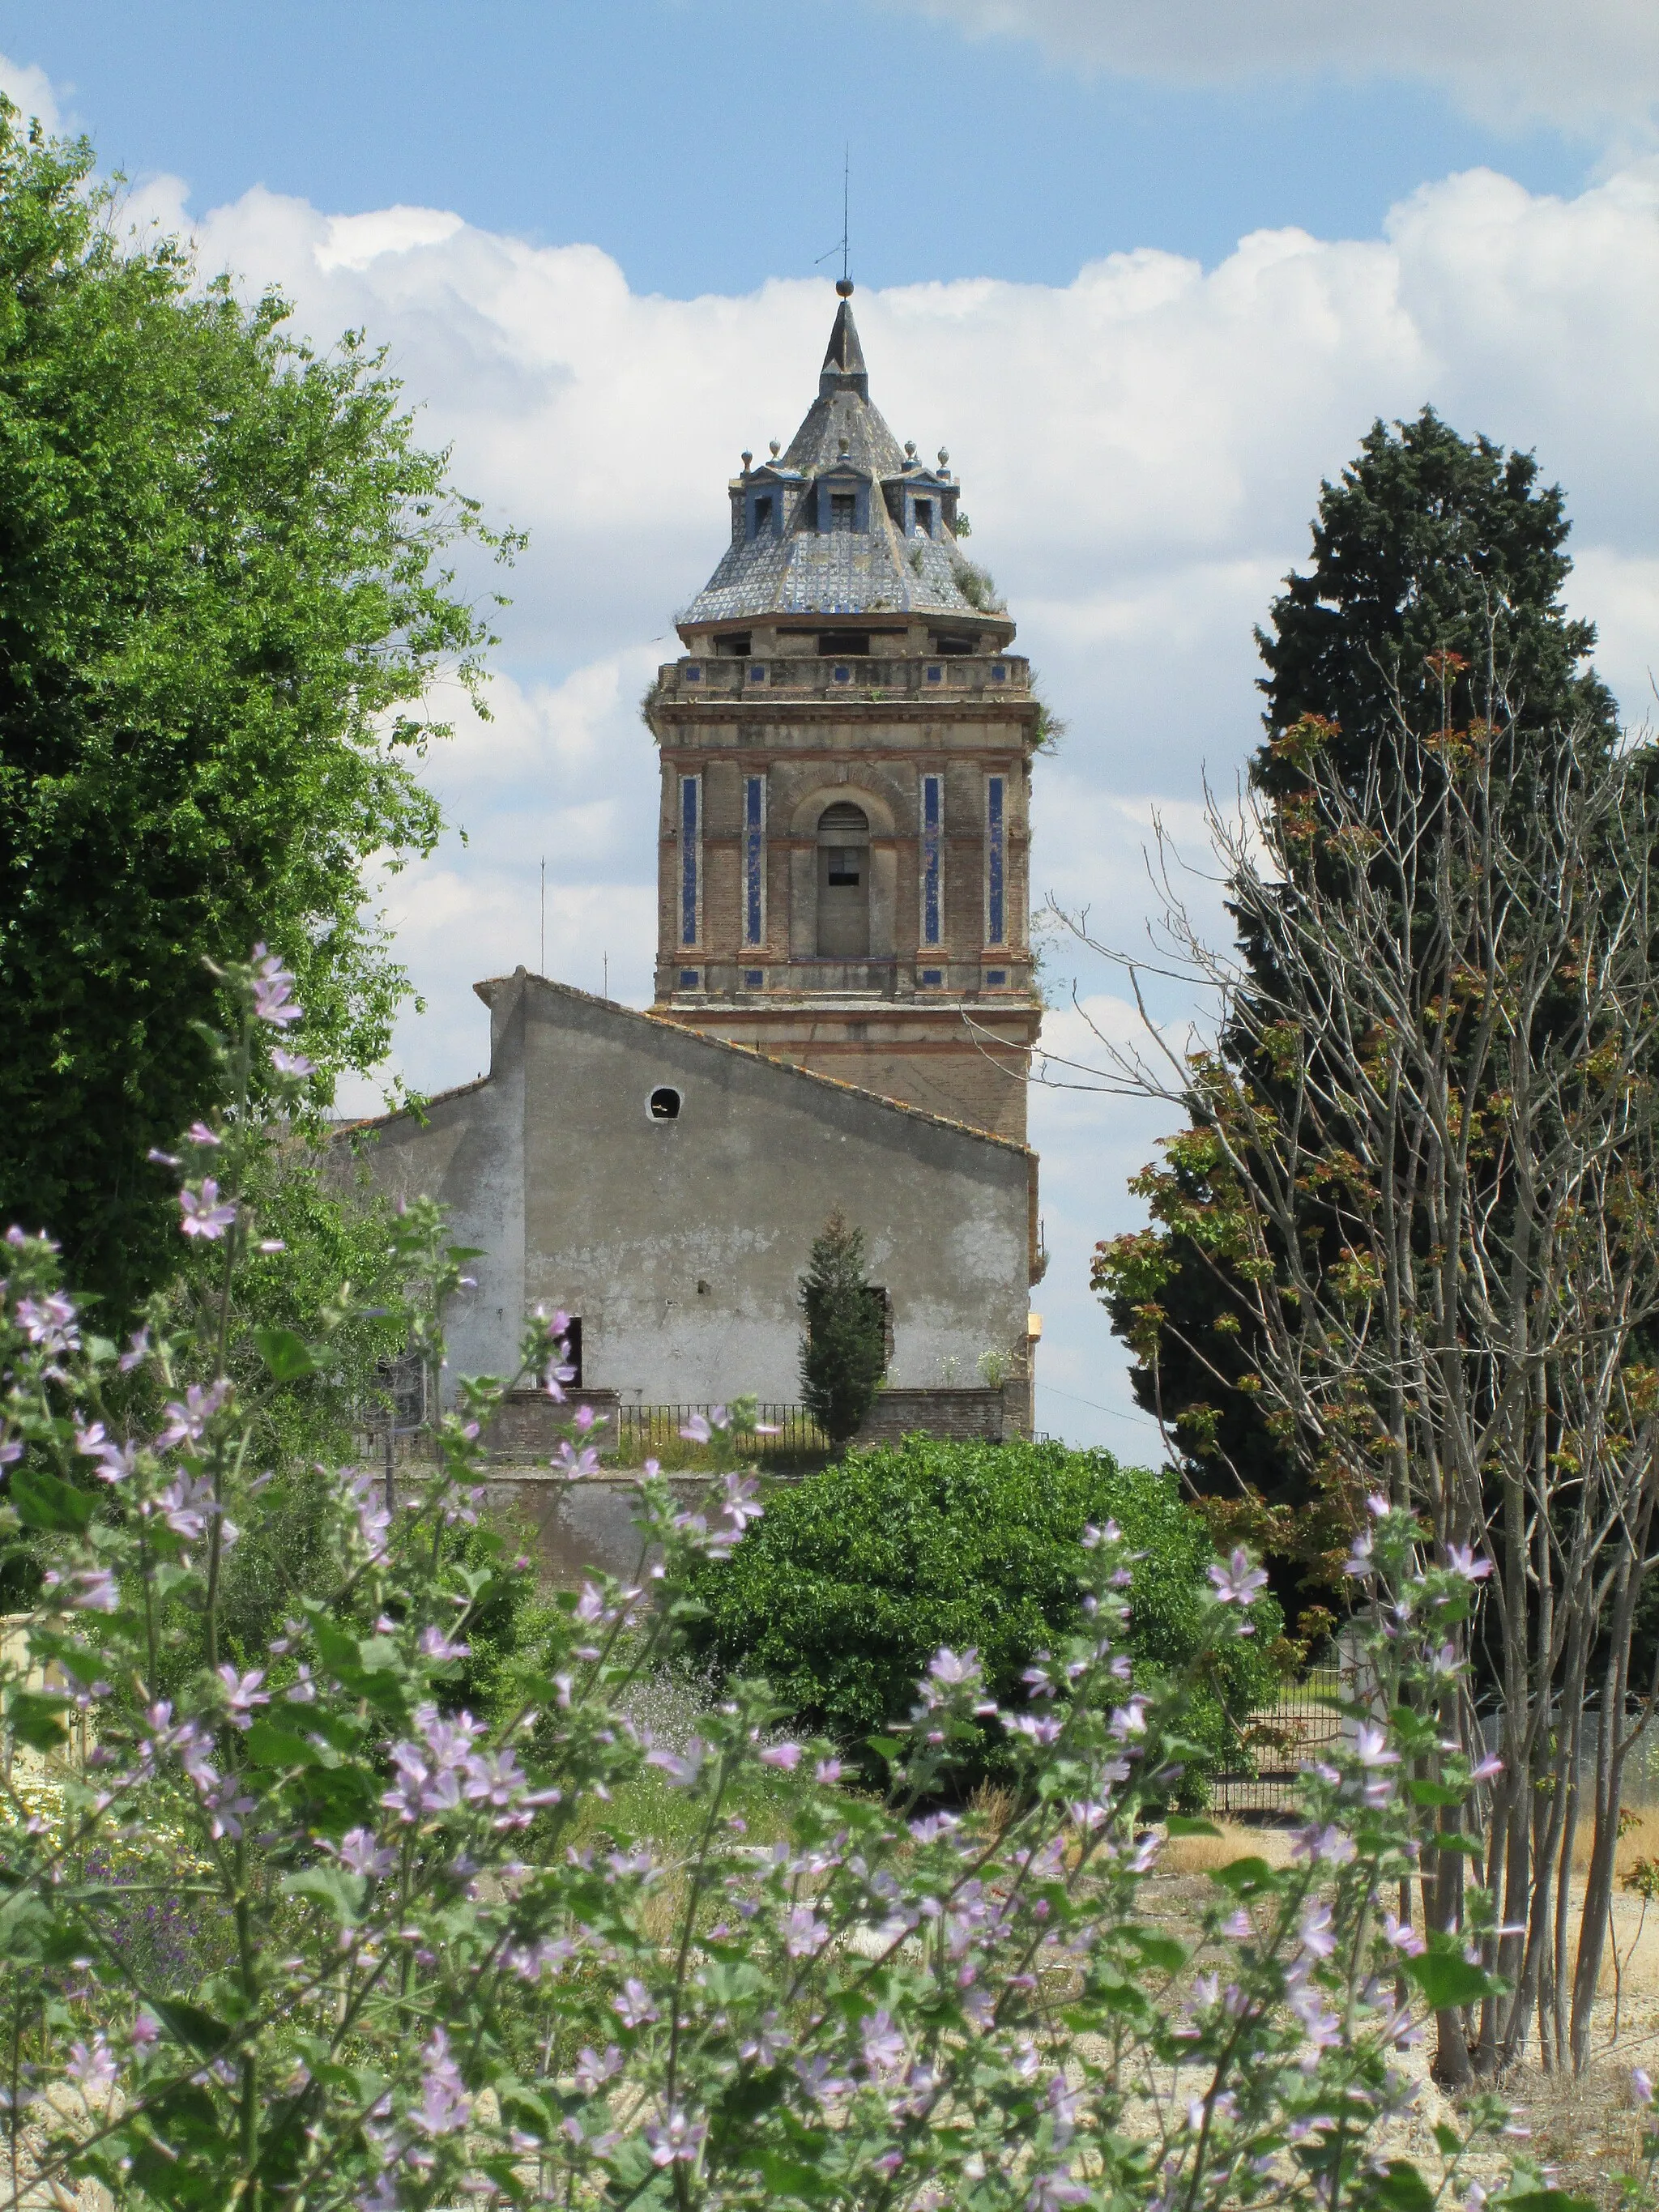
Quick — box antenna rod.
[539,857,545,974]
[842,145,850,286]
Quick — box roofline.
[331,1071,493,1139]
[348,970,1034,1161]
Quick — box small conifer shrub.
[798,1209,887,1442]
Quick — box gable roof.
[341,969,1033,1162]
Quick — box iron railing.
[1211,1669,1345,1818]
[612,1403,830,1467]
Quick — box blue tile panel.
[680,774,700,946]
[987,775,1005,946]
[921,774,942,947]
[744,775,765,946]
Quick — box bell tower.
[645,283,1041,1146]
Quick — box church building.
[348,287,1045,1425]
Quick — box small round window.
[649,1086,682,1122]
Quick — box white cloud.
[87,150,1659,1444]
[885,0,1659,139]
[0,51,60,134]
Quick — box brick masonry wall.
[852,1387,1009,1445]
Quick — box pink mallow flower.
[178,1181,237,1241]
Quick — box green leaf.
[244,1720,332,1771]
[1432,2122,1461,2156]
[1369,2161,1435,2212]
[1128,1929,1188,1971]
[254,1327,316,1382]
[1209,1856,1277,1896]
[1165,1814,1222,1837]
[284,1866,365,1925]
[6,1690,71,1750]
[1408,1777,1465,1807]
[1406,1950,1501,2008]
[154,1999,232,2056]
[10,1466,92,1533]
[757,2148,830,2199]
[1503,2194,1597,2212]
[865,1736,902,1761]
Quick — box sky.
[6,3,1659,1452]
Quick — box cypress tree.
[1096,409,1619,1588]
[799,1210,887,1444]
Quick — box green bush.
[684,1435,1286,1791]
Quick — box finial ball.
[741,450,753,471]
[836,278,855,297]
[769,439,781,458]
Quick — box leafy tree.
[684,1436,1286,1792]
[798,1209,885,1442]
[0,104,513,1315]
[1094,410,1619,1589]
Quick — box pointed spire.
[819,280,869,400]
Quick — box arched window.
[817,801,870,958]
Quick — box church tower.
[646,283,1040,1145]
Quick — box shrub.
[798,1208,886,1441]
[683,1435,1286,1788]
[0,942,1635,2209]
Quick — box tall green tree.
[799,1209,887,1443]
[0,104,512,1312]
[1094,410,1619,1582]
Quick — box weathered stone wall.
[851,1387,1009,1445]
[348,974,1034,1417]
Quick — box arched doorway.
[817,800,870,957]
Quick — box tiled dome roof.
[678,289,1000,633]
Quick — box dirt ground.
[1150,1816,1659,2207]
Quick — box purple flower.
[335,1828,396,1879]
[14,1293,79,1355]
[249,944,303,1029]
[418,1625,471,1663]
[271,1047,314,1078]
[859,2010,906,2079]
[574,2044,623,2095]
[815,1756,842,1784]
[644,2111,706,2167]
[410,2027,470,2137]
[759,1741,802,1771]
[1446,1544,1493,1581]
[64,2034,117,2098]
[1470,1752,1503,1782]
[156,1473,215,1543]
[614,1978,658,2029]
[785,1904,830,1958]
[1028,2170,1090,2210]
[179,1181,237,1241]
[645,1739,706,1788]
[1384,1912,1426,1957]
[1208,1547,1269,1609]
[66,1567,119,1614]
[156,1380,229,1451]
[1634,2067,1653,2106]
[927,1646,982,1688]
[1299,1903,1336,1958]
[216,1666,270,1727]
[1342,1528,1375,1578]
[1353,1723,1399,1768]
[130,2012,160,2047]
[1292,1822,1357,1867]
[679,1413,712,1444]
[185,1122,221,1149]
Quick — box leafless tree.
[1071,688,1659,2079]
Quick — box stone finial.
[836,277,855,298]
[769,439,781,459]
[937,447,949,471]
[741,450,753,472]
[904,440,917,461]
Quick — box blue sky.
[7,0,1601,295]
[6,5,1659,1451]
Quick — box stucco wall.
[347,971,1034,1410]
